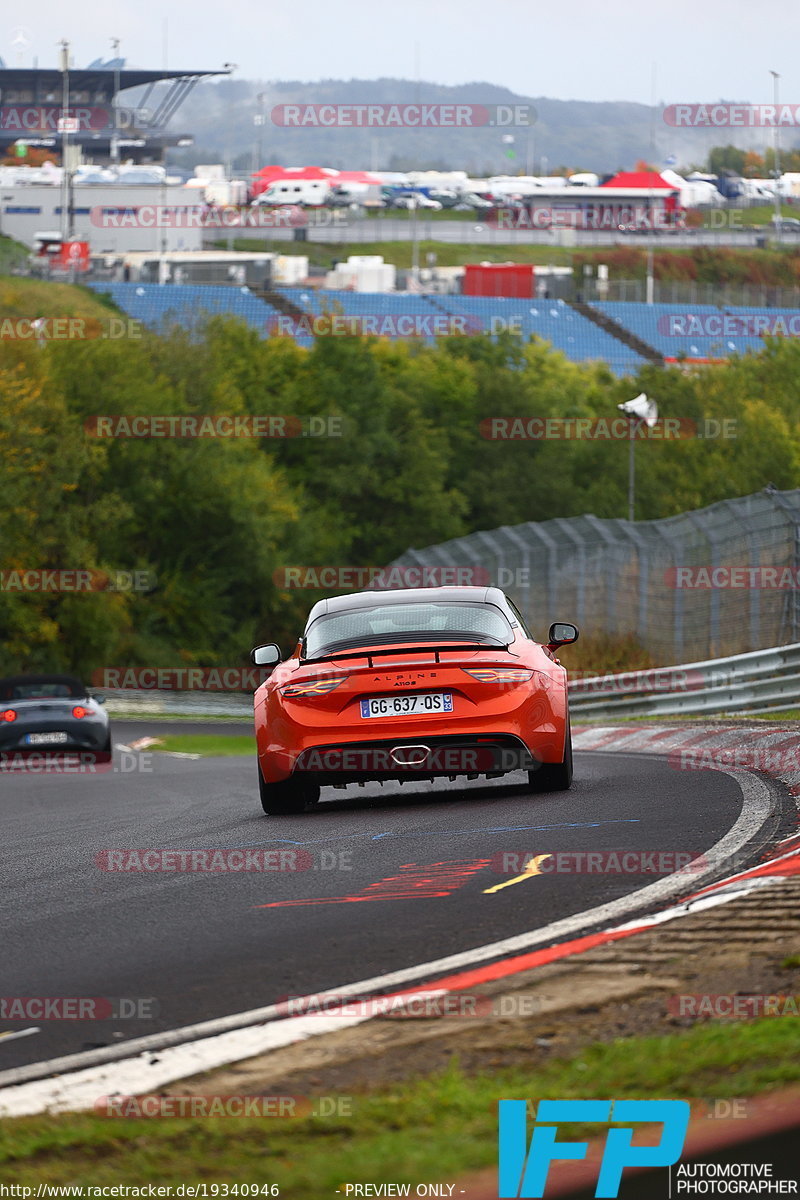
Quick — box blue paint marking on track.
[217,818,642,849]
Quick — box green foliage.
[573,245,800,286]
[1,279,799,678]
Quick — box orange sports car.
[251,586,578,815]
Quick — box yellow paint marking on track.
[0,1027,41,1044]
[483,853,553,894]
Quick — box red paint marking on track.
[384,923,656,1000]
[255,857,492,908]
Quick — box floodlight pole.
[111,38,120,165]
[770,71,781,240]
[59,40,72,242]
[627,416,640,521]
[410,196,420,288]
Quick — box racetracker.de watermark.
[94,848,353,872]
[83,415,343,438]
[0,317,143,340]
[266,313,480,338]
[94,1094,353,1118]
[1,569,155,593]
[0,996,158,1020]
[664,102,800,127]
[479,417,736,440]
[272,564,492,589]
[91,205,350,229]
[91,667,271,691]
[0,750,150,775]
[568,668,705,695]
[659,313,800,337]
[488,206,680,232]
[274,991,545,1018]
[665,566,800,588]
[271,102,536,127]
[668,994,800,1018]
[670,746,800,773]
[489,850,706,875]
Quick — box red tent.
[601,171,674,189]
[250,164,381,195]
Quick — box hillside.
[161,77,789,174]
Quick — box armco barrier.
[96,643,800,721]
[569,641,800,720]
[99,689,252,717]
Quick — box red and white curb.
[0,726,795,1117]
[573,723,800,804]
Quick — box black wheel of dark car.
[528,717,573,793]
[95,733,113,765]
[258,765,319,815]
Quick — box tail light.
[1,709,16,722]
[280,676,347,698]
[72,706,88,719]
[462,668,533,682]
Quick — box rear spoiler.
[302,643,509,668]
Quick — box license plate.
[360,693,453,718]
[25,731,70,745]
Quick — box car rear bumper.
[258,721,566,785]
[289,733,538,784]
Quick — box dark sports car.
[0,675,112,766]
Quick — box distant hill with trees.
[163,77,792,175]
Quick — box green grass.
[153,734,254,756]
[110,711,251,722]
[1,1019,798,1189]
[0,235,29,274]
[719,204,800,227]
[745,708,800,721]
[0,276,126,324]
[363,208,478,222]
[221,238,577,270]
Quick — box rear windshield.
[0,679,84,701]
[305,602,513,659]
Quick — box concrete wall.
[0,184,203,253]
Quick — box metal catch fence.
[390,488,800,664]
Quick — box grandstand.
[88,284,799,372]
[431,294,646,373]
[88,282,648,375]
[593,301,800,362]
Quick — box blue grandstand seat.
[593,301,798,360]
[87,283,649,374]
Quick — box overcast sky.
[4,0,798,106]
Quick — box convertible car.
[251,586,578,815]
[0,674,112,765]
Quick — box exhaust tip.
[390,744,430,767]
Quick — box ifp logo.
[498,1099,690,1197]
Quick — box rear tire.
[94,733,113,766]
[258,764,319,815]
[528,717,573,793]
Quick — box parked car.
[393,192,443,210]
[770,215,800,231]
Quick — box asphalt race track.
[0,720,783,1073]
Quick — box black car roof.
[0,674,88,700]
[306,586,507,623]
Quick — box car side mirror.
[250,643,282,667]
[547,622,579,651]
[92,694,107,705]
